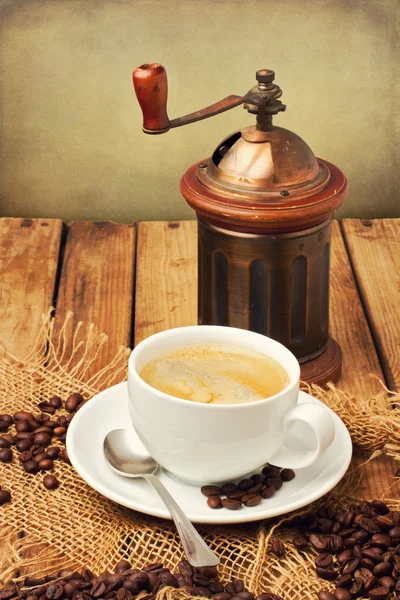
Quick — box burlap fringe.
[1,312,400,600]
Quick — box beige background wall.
[0,0,398,223]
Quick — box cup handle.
[268,403,335,469]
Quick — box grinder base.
[300,336,342,386]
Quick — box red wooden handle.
[132,63,170,133]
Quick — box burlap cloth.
[1,312,400,600]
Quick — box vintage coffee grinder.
[132,63,348,385]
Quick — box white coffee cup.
[127,326,335,486]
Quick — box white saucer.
[66,383,352,525]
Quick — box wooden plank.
[330,221,394,500]
[53,221,136,378]
[342,218,400,392]
[22,221,137,576]
[0,217,62,358]
[135,220,395,500]
[134,221,197,344]
[330,221,384,397]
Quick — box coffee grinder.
[132,63,348,385]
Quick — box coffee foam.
[139,343,288,405]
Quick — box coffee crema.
[139,343,289,404]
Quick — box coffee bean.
[389,527,400,538]
[371,500,390,515]
[331,522,341,534]
[24,460,40,474]
[64,583,79,598]
[193,575,210,587]
[38,402,56,415]
[361,557,377,570]
[373,562,392,577]
[354,567,373,583]
[15,421,31,433]
[350,577,364,595]
[243,494,262,507]
[221,498,242,510]
[54,427,67,437]
[342,510,355,528]
[365,575,380,593]
[0,434,15,446]
[353,530,369,543]
[379,576,395,590]
[0,414,13,425]
[315,553,333,568]
[342,558,360,575]
[234,581,245,593]
[335,574,353,588]
[34,426,53,435]
[372,533,392,547]
[310,534,330,552]
[0,448,12,463]
[246,484,263,495]
[195,566,218,579]
[238,479,254,491]
[14,410,33,421]
[261,486,276,499]
[361,548,383,563]
[65,393,84,412]
[213,594,232,600]
[333,587,352,600]
[49,396,63,409]
[43,475,59,490]
[360,518,381,534]
[178,560,193,578]
[0,422,9,432]
[16,432,34,443]
[280,468,295,481]
[316,568,338,581]
[330,535,344,553]
[121,581,138,594]
[340,528,356,539]
[34,452,49,463]
[19,451,33,462]
[271,539,285,557]
[251,474,264,485]
[24,577,47,587]
[156,572,178,588]
[225,583,237,595]
[34,432,52,447]
[318,591,336,600]
[46,584,64,599]
[293,535,308,550]
[0,489,11,504]
[209,582,225,594]
[207,495,222,509]
[235,593,254,600]
[221,483,237,495]
[0,587,18,600]
[38,458,53,470]
[90,582,106,598]
[265,478,283,491]
[46,446,60,459]
[369,587,390,599]
[343,537,357,549]
[201,485,222,497]
[60,448,71,464]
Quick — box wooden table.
[0,217,399,570]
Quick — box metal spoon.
[103,428,219,567]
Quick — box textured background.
[0,0,398,222]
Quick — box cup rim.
[128,325,300,410]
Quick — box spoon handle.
[144,473,219,567]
